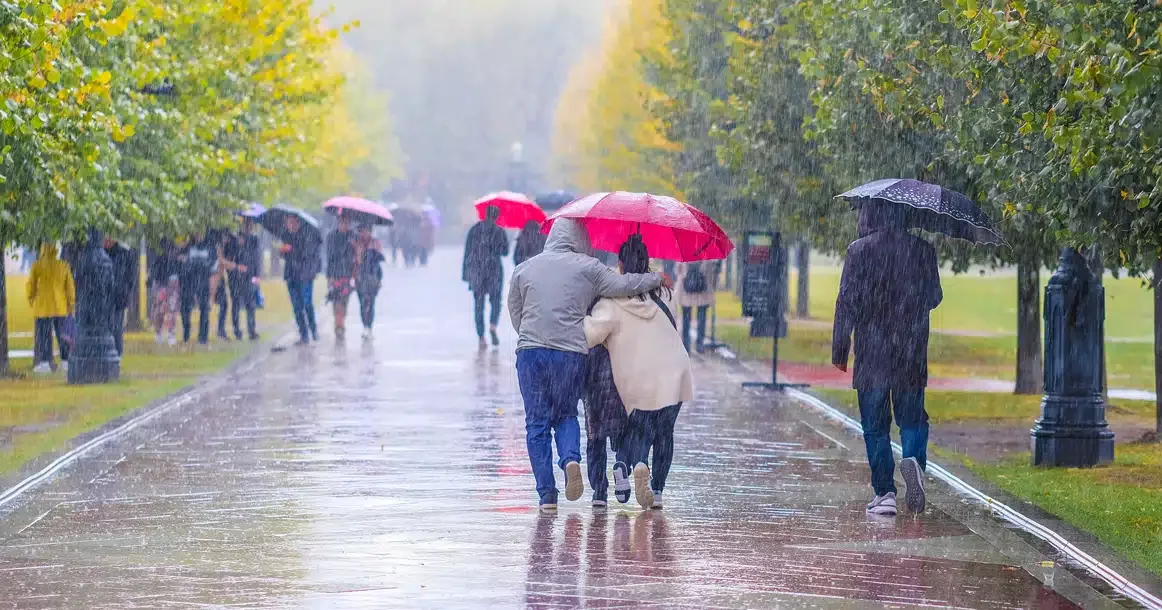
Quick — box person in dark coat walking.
[513,220,546,267]
[463,205,510,348]
[832,203,942,517]
[325,216,357,339]
[354,224,385,338]
[281,216,322,345]
[179,233,215,344]
[224,221,261,340]
[103,237,136,356]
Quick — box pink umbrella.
[542,192,733,262]
[474,191,546,229]
[323,196,395,226]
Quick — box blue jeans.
[616,404,682,494]
[858,389,928,496]
[287,280,318,342]
[516,348,584,505]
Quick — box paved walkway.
[0,252,1137,608]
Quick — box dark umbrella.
[837,178,1005,245]
[535,190,576,212]
[258,204,322,243]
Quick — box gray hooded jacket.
[508,218,663,354]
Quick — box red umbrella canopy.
[474,191,547,229]
[542,192,733,262]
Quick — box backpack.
[682,264,708,294]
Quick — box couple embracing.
[508,219,693,512]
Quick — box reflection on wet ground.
[0,253,1123,608]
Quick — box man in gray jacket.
[509,218,669,511]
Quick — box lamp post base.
[67,334,120,385]
[1031,395,1114,467]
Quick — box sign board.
[741,231,787,338]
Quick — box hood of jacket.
[611,295,660,321]
[39,242,60,261]
[544,218,592,256]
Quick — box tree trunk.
[1015,261,1043,394]
[1154,257,1161,438]
[795,241,810,319]
[125,238,144,332]
[0,258,8,376]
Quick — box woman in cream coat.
[584,235,693,509]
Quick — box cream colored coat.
[584,292,694,414]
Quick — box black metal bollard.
[1031,247,1114,467]
[68,228,121,385]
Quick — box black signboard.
[741,231,787,339]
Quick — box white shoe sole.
[613,464,631,503]
[564,461,583,501]
[867,505,897,516]
[900,458,926,514]
[633,463,654,509]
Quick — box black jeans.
[357,281,379,328]
[33,317,69,364]
[473,290,501,338]
[615,403,682,494]
[181,284,211,343]
[681,305,708,352]
[587,432,621,502]
[230,280,257,338]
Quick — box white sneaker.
[866,492,897,516]
[362,327,373,339]
[900,457,927,514]
[612,462,631,504]
[651,492,663,509]
[32,362,51,374]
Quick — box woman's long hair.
[618,234,670,301]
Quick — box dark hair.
[618,235,668,301]
[486,205,501,222]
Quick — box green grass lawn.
[1,274,296,476]
[719,268,1156,339]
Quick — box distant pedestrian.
[418,215,435,266]
[212,229,234,341]
[150,239,181,345]
[281,215,321,345]
[832,203,943,516]
[325,216,357,339]
[507,218,669,512]
[513,220,546,267]
[103,237,136,356]
[225,221,261,340]
[675,261,718,353]
[354,224,385,338]
[584,235,692,510]
[26,242,75,374]
[179,233,215,344]
[463,205,510,348]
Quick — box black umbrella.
[837,178,1005,245]
[535,190,576,212]
[258,204,322,243]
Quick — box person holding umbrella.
[507,218,671,512]
[325,215,357,339]
[279,215,322,345]
[513,220,546,266]
[225,219,262,341]
[832,179,1003,517]
[463,205,510,348]
[179,231,215,345]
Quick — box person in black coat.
[462,205,510,347]
[281,216,322,344]
[832,202,942,517]
[513,220,546,267]
[102,237,136,356]
[224,221,262,340]
[325,216,357,338]
[179,232,215,344]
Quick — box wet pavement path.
[0,252,1132,609]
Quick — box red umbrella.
[474,191,546,229]
[323,196,395,226]
[542,192,733,262]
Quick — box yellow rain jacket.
[26,243,76,318]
